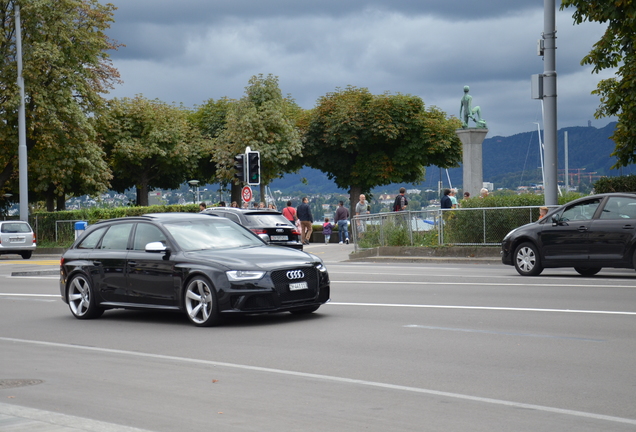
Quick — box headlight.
[226,270,265,281]
[315,263,328,273]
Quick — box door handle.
[622,225,633,229]
[577,226,588,232]
[92,261,102,266]
[128,261,137,266]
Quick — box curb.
[349,246,501,264]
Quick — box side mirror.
[551,215,561,225]
[145,241,167,253]
[258,233,270,243]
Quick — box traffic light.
[233,154,246,183]
[247,151,260,186]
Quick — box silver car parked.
[0,221,36,259]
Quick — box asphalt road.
[1,252,636,431]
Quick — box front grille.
[271,266,318,303]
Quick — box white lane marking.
[327,302,636,316]
[404,325,605,342]
[1,336,635,426]
[332,280,636,289]
[329,271,633,281]
[0,294,60,298]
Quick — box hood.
[183,245,319,270]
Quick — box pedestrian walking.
[296,197,314,245]
[281,200,297,223]
[393,187,408,211]
[334,200,350,244]
[441,188,453,209]
[322,218,333,244]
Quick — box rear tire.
[514,242,543,276]
[184,276,220,327]
[574,267,601,276]
[67,274,104,319]
[21,251,32,259]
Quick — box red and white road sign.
[242,186,253,202]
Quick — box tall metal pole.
[15,4,29,221]
[564,131,569,193]
[543,0,558,205]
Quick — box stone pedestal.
[456,128,488,199]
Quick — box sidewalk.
[0,403,153,432]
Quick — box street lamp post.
[15,5,28,221]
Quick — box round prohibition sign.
[242,186,253,202]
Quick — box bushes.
[594,175,636,193]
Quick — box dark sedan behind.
[501,192,636,276]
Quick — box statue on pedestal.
[460,86,487,129]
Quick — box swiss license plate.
[289,281,308,291]
[9,237,25,243]
[271,235,288,241]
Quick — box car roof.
[566,192,636,205]
[91,213,216,226]
[202,208,283,215]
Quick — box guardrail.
[351,206,555,251]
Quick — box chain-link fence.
[351,210,440,250]
[352,206,554,251]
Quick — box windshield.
[163,218,264,251]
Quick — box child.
[322,218,333,244]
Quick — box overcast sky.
[103,0,615,138]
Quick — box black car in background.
[60,213,330,326]
[201,207,303,249]
[501,193,636,276]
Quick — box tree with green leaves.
[95,96,208,207]
[191,97,234,195]
[0,0,120,210]
[212,74,303,203]
[304,86,462,212]
[560,1,636,167]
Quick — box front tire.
[514,242,543,276]
[184,276,220,327]
[574,267,601,276]
[67,274,104,319]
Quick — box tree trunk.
[45,187,55,212]
[231,182,242,206]
[56,194,66,211]
[349,186,362,219]
[137,184,149,207]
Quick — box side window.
[133,223,168,250]
[560,199,601,222]
[77,227,107,249]
[600,197,636,220]
[99,223,134,250]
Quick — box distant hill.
[270,122,629,194]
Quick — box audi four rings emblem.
[286,270,305,280]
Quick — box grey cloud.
[104,0,614,138]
